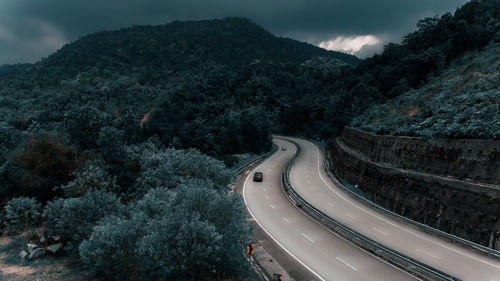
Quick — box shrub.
[3,197,41,231]
[44,189,125,243]
[80,185,252,280]
[135,147,233,194]
[58,160,118,197]
[79,215,143,280]
[12,134,86,202]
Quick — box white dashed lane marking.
[345,213,356,219]
[302,233,314,243]
[336,257,358,271]
[417,248,441,260]
[371,227,388,236]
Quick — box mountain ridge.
[7,17,357,85]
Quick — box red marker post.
[246,243,255,256]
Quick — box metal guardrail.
[305,138,500,259]
[280,138,461,281]
[233,145,277,175]
[233,145,278,281]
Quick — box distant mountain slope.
[351,43,500,139]
[26,17,357,82]
[0,64,30,80]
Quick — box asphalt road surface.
[243,138,416,281]
[283,136,500,281]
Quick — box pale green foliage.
[134,146,232,194]
[58,160,118,197]
[79,215,144,280]
[3,197,41,231]
[79,183,252,280]
[44,189,125,243]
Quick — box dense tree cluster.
[0,1,498,279]
[352,44,500,139]
[79,185,251,280]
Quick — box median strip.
[279,137,461,281]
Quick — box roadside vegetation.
[0,0,498,279]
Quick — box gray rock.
[47,243,63,254]
[40,236,46,244]
[51,235,61,242]
[29,248,46,259]
[19,250,28,260]
[26,243,39,255]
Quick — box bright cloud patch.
[319,35,381,57]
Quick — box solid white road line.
[308,139,500,270]
[274,137,419,280]
[242,148,327,281]
[336,257,358,271]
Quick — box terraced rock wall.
[330,127,500,247]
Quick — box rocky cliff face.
[330,127,500,247]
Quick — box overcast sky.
[0,0,468,65]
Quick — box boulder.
[47,243,63,254]
[19,250,28,260]
[29,248,46,259]
[26,243,39,255]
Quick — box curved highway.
[243,138,416,281]
[283,136,500,281]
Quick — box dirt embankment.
[330,127,500,247]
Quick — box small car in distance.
[281,146,287,151]
[253,172,263,182]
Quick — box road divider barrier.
[279,138,461,281]
[306,137,500,259]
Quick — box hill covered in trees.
[0,0,499,279]
[9,17,358,87]
[351,43,500,139]
[0,16,358,280]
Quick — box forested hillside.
[0,0,499,279]
[352,44,500,139]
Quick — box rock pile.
[19,234,64,261]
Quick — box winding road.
[243,136,500,281]
[243,138,415,281]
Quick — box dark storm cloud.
[0,0,468,65]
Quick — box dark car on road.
[253,172,263,182]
